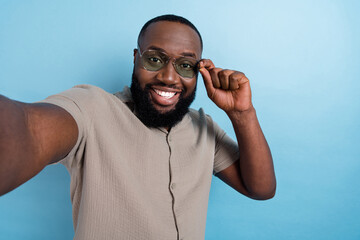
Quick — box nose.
[155,60,180,85]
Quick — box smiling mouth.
[153,89,177,99]
[148,86,182,108]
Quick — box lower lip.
[149,88,180,107]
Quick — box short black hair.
[137,14,203,50]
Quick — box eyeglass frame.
[136,45,200,79]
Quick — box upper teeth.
[154,89,176,99]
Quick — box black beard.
[130,72,196,128]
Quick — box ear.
[133,49,138,64]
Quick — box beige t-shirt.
[41,84,239,240]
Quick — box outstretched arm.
[0,95,78,196]
[199,59,276,200]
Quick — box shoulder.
[53,84,113,102]
[42,84,125,110]
[39,85,129,129]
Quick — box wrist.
[226,106,257,126]
[226,105,256,118]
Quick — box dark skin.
[133,22,201,114]
[0,21,275,200]
[134,21,275,199]
[0,97,77,195]
[199,59,276,199]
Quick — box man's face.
[131,21,202,128]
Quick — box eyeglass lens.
[140,50,198,78]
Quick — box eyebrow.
[147,45,197,59]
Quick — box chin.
[151,103,178,114]
[130,71,196,128]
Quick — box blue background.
[1,0,359,239]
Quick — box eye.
[181,63,191,68]
[179,63,194,70]
[148,57,162,63]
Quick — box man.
[0,15,276,239]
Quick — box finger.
[209,68,222,89]
[229,72,249,90]
[234,72,249,85]
[218,69,234,90]
[199,59,215,71]
[200,60,222,88]
[198,60,216,96]
[229,77,239,90]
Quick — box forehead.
[139,21,202,59]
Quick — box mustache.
[145,83,184,91]
[130,70,196,128]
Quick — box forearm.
[0,95,40,195]
[226,107,276,199]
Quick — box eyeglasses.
[137,47,199,78]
